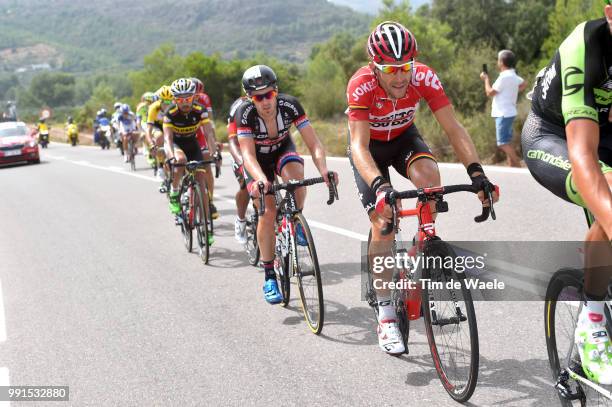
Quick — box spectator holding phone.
[480,50,528,167]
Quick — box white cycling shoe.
[377,319,405,355]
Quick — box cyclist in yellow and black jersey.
[146,86,173,181]
[164,78,217,221]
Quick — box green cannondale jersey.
[531,18,612,134]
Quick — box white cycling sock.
[580,299,605,325]
[377,296,396,322]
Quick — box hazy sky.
[328,0,430,15]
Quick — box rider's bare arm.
[145,123,155,147]
[238,137,266,184]
[228,136,243,165]
[350,120,388,187]
[567,119,612,239]
[202,120,217,156]
[163,120,175,160]
[298,124,328,176]
[433,105,482,173]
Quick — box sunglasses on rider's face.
[174,95,194,104]
[373,60,414,74]
[250,89,277,102]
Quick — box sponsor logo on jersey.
[351,78,377,101]
[541,65,557,100]
[594,88,612,106]
[278,99,299,116]
[241,105,255,122]
[411,69,442,90]
[370,106,416,129]
[563,66,584,96]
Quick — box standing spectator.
[480,50,527,167]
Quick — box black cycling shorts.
[348,124,436,214]
[173,136,204,162]
[244,138,304,191]
[521,111,612,208]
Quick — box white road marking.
[309,154,530,174]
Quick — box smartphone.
[482,63,488,74]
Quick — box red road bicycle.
[365,183,497,402]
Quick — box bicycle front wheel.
[274,221,290,307]
[193,184,210,264]
[293,213,324,334]
[544,268,606,407]
[129,138,136,171]
[421,238,478,402]
[179,186,193,253]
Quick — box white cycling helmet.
[170,78,196,97]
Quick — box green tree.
[0,74,18,101]
[76,84,115,128]
[29,72,76,107]
[129,43,185,99]
[376,0,455,72]
[301,52,347,119]
[539,0,603,66]
[506,0,555,65]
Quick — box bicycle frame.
[381,184,497,320]
[275,187,301,277]
[256,175,339,277]
[172,160,215,226]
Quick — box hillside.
[0,0,371,73]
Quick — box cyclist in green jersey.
[522,0,612,384]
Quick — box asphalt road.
[0,142,591,406]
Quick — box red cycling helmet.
[367,21,418,64]
[190,77,204,94]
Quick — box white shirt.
[491,69,523,118]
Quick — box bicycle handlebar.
[381,183,498,236]
[256,173,339,216]
[168,159,217,172]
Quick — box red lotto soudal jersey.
[346,63,451,141]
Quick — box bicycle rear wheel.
[293,213,324,334]
[193,184,210,264]
[245,205,260,266]
[421,238,478,402]
[179,185,193,253]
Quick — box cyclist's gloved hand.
[323,171,339,187]
[468,163,499,205]
[375,185,394,217]
[249,179,270,198]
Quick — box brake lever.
[381,191,396,236]
[326,172,339,205]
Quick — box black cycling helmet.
[242,65,277,94]
[67,116,73,123]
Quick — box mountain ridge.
[0,0,371,73]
